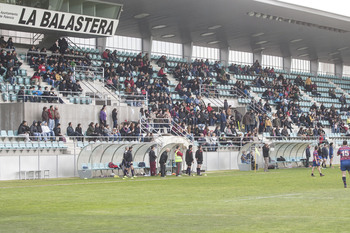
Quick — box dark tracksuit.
[124,150,134,176]
[322,147,328,167]
[149,149,157,176]
[185,149,193,175]
[195,149,203,175]
[305,147,311,167]
[159,151,168,177]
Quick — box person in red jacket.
[47,105,55,130]
[124,77,130,88]
[175,81,182,92]
[38,63,46,75]
[207,103,213,112]
[158,67,167,78]
[31,71,41,85]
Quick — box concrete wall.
[0,153,77,180]
[0,103,141,131]
[0,103,25,131]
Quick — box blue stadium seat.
[26,142,33,149]
[45,141,53,148]
[5,142,12,150]
[1,130,7,138]
[7,130,14,137]
[52,141,59,149]
[18,141,26,149]
[32,141,39,149]
[77,141,84,148]
[58,141,67,149]
[39,141,47,149]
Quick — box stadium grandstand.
[2,0,350,232]
[1,0,350,179]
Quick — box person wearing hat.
[185,145,194,176]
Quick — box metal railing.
[199,84,268,116]
[140,116,191,141]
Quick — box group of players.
[311,141,350,188]
[119,141,350,188]
[120,145,204,178]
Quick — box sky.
[277,0,350,17]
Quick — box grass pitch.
[0,167,349,233]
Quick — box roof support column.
[183,42,193,63]
[335,62,343,78]
[220,47,230,67]
[253,52,262,65]
[310,59,319,77]
[96,37,106,52]
[283,56,292,73]
[142,36,153,56]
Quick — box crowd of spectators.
[17,106,62,142]
[0,36,22,84]
[6,36,350,146]
[26,38,85,98]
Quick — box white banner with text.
[0,3,118,36]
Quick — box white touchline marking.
[180,213,348,219]
[0,172,245,189]
[223,193,302,202]
[0,177,169,189]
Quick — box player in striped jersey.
[311,145,325,177]
[337,141,350,188]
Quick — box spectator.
[66,122,75,137]
[329,88,336,98]
[5,67,15,85]
[157,67,167,78]
[41,121,55,141]
[6,37,14,49]
[75,123,84,141]
[53,123,65,141]
[30,71,41,85]
[38,62,46,75]
[54,107,60,127]
[86,122,99,141]
[42,107,49,122]
[305,76,312,92]
[112,108,118,128]
[340,94,347,105]
[18,120,31,141]
[30,121,42,141]
[72,80,83,94]
[0,36,6,48]
[48,105,55,130]
[99,105,107,127]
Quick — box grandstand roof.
[112,0,350,64]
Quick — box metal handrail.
[140,116,193,143]
[199,84,267,116]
